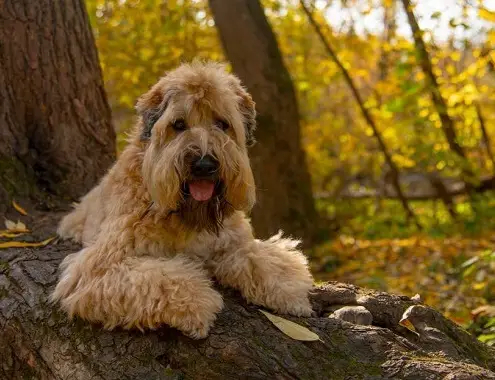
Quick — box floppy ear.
[135,86,168,141]
[232,83,256,147]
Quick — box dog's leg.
[209,231,313,317]
[58,185,105,244]
[57,205,88,243]
[52,242,223,338]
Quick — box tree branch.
[400,0,475,187]
[300,0,421,230]
[1,211,494,379]
[316,175,495,201]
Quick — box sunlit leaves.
[86,0,223,130]
[479,8,495,23]
[84,0,495,207]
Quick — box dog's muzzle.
[187,155,219,202]
[191,155,219,178]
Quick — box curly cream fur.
[52,62,313,339]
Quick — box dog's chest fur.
[80,194,252,262]
[133,210,252,259]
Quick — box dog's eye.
[172,119,187,132]
[215,119,229,132]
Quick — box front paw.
[178,306,220,340]
[173,287,224,339]
[58,209,85,243]
[183,322,212,340]
[266,292,313,317]
[253,279,313,317]
[284,297,313,317]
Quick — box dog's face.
[137,62,256,233]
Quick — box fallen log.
[1,211,494,380]
[317,175,495,201]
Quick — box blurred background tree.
[82,0,495,344]
[209,0,322,244]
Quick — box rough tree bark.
[208,0,322,245]
[0,0,115,211]
[1,212,494,379]
[300,1,421,230]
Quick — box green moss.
[163,366,184,379]
[346,358,383,377]
[0,156,37,198]
[0,286,8,299]
[0,261,9,274]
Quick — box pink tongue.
[189,180,215,201]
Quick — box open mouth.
[185,180,217,202]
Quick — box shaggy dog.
[52,62,314,339]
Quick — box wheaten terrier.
[52,62,314,339]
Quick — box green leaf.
[431,12,441,20]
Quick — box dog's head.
[136,62,256,233]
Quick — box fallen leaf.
[399,317,417,333]
[12,201,28,215]
[0,236,55,249]
[472,305,495,317]
[399,306,420,335]
[411,294,422,302]
[460,256,479,268]
[259,310,320,342]
[0,231,25,238]
[4,219,29,233]
[473,282,487,290]
[5,219,16,230]
[16,221,28,232]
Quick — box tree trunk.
[0,0,115,211]
[208,0,321,245]
[475,102,495,171]
[1,212,495,379]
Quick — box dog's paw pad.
[183,324,211,339]
[288,303,314,317]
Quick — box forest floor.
[311,231,495,345]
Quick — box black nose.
[191,155,219,177]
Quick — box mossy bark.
[1,212,494,380]
[0,0,115,212]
